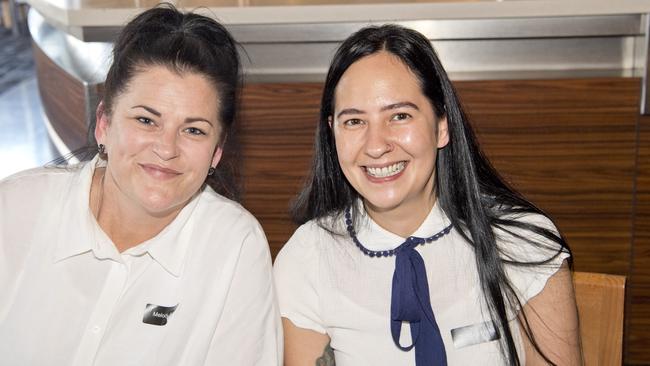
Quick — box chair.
[573,271,626,366]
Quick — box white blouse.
[274,203,569,365]
[0,157,282,365]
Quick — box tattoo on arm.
[315,342,335,366]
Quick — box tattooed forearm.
[315,342,335,366]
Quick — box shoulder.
[494,211,571,303]
[0,164,82,209]
[184,187,273,271]
[493,210,568,263]
[196,186,264,237]
[1,165,77,193]
[275,217,338,265]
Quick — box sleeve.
[204,221,283,366]
[0,174,42,317]
[273,224,327,334]
[497,213,571,305]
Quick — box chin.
[363,194,403,212]
[139,193,185,216]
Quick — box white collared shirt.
[0,157,282,365]
[274,203,569,365]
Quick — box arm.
[519,261,582,365]
[283,318,333,366]
[274,225,334,366]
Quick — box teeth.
[366,162,405,178]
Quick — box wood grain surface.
[465,108,637,275]
[32,42,89,151]
[574,272,626,365]
[628,115,650,364]
[238,83,321,254]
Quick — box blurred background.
[0,2,53,179]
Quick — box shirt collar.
[53,155,202,277]
[354,199,451,252]
[122,192,201,277]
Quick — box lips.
[364,161,406,178]
[139,163,182,179]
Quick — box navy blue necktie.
[390,237,447,366]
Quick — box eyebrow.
[381,101,420,112]
[336,108,365,119]
[335,101,419,119]
[132,105,213,126]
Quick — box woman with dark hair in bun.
[274,25,581,366]
[0,5,281,365]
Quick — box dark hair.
[292,24,572,365]
[99,3,242,200]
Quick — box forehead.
[115,65,220,116]
[334,52,424,107]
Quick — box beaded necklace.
[344,207,453,257]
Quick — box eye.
[136,117,154,125]
[342,118,364,127]
[185,127,206,136]
[391,113,411,122]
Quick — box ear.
[436,116,449,148]
[328,115,333,129]
[94,101,110,145]
[211,145,223,168]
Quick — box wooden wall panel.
[32,42,88,150]
[628,116,650,364]
[239,83,321,255]
[453,78,639,115]
[454,80,641,275]
[466,112,636,274]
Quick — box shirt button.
[92,325,101,333]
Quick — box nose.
[364,121,393,158]
[153,128,180,161]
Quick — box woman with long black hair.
[274,24,581,365]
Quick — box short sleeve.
[497,213,571,305]
[273,223,327,334]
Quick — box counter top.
[26,0,650,29]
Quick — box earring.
[98,144,106,155]
[208,167,215,176]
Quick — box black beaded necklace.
[344,207,453,257]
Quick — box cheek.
[178,140,218,166]
[333,128,360,161]
[108,124,149,154]
[396,124,436,154]
[334,136,356,168]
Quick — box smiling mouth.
[364,161,406,178]
[140,163,182,178]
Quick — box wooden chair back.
[573,271,626,365]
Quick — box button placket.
[71,261,128,366]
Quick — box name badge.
[451,321,500,348]
[143,303,178,326]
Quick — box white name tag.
[451,321,500,348]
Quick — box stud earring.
[208,167,215,176]
[98,144,106,155]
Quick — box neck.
[90,168,181,253]
[364,193,437,238]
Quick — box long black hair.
[68,3,242,200]
[291,24,572,365]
